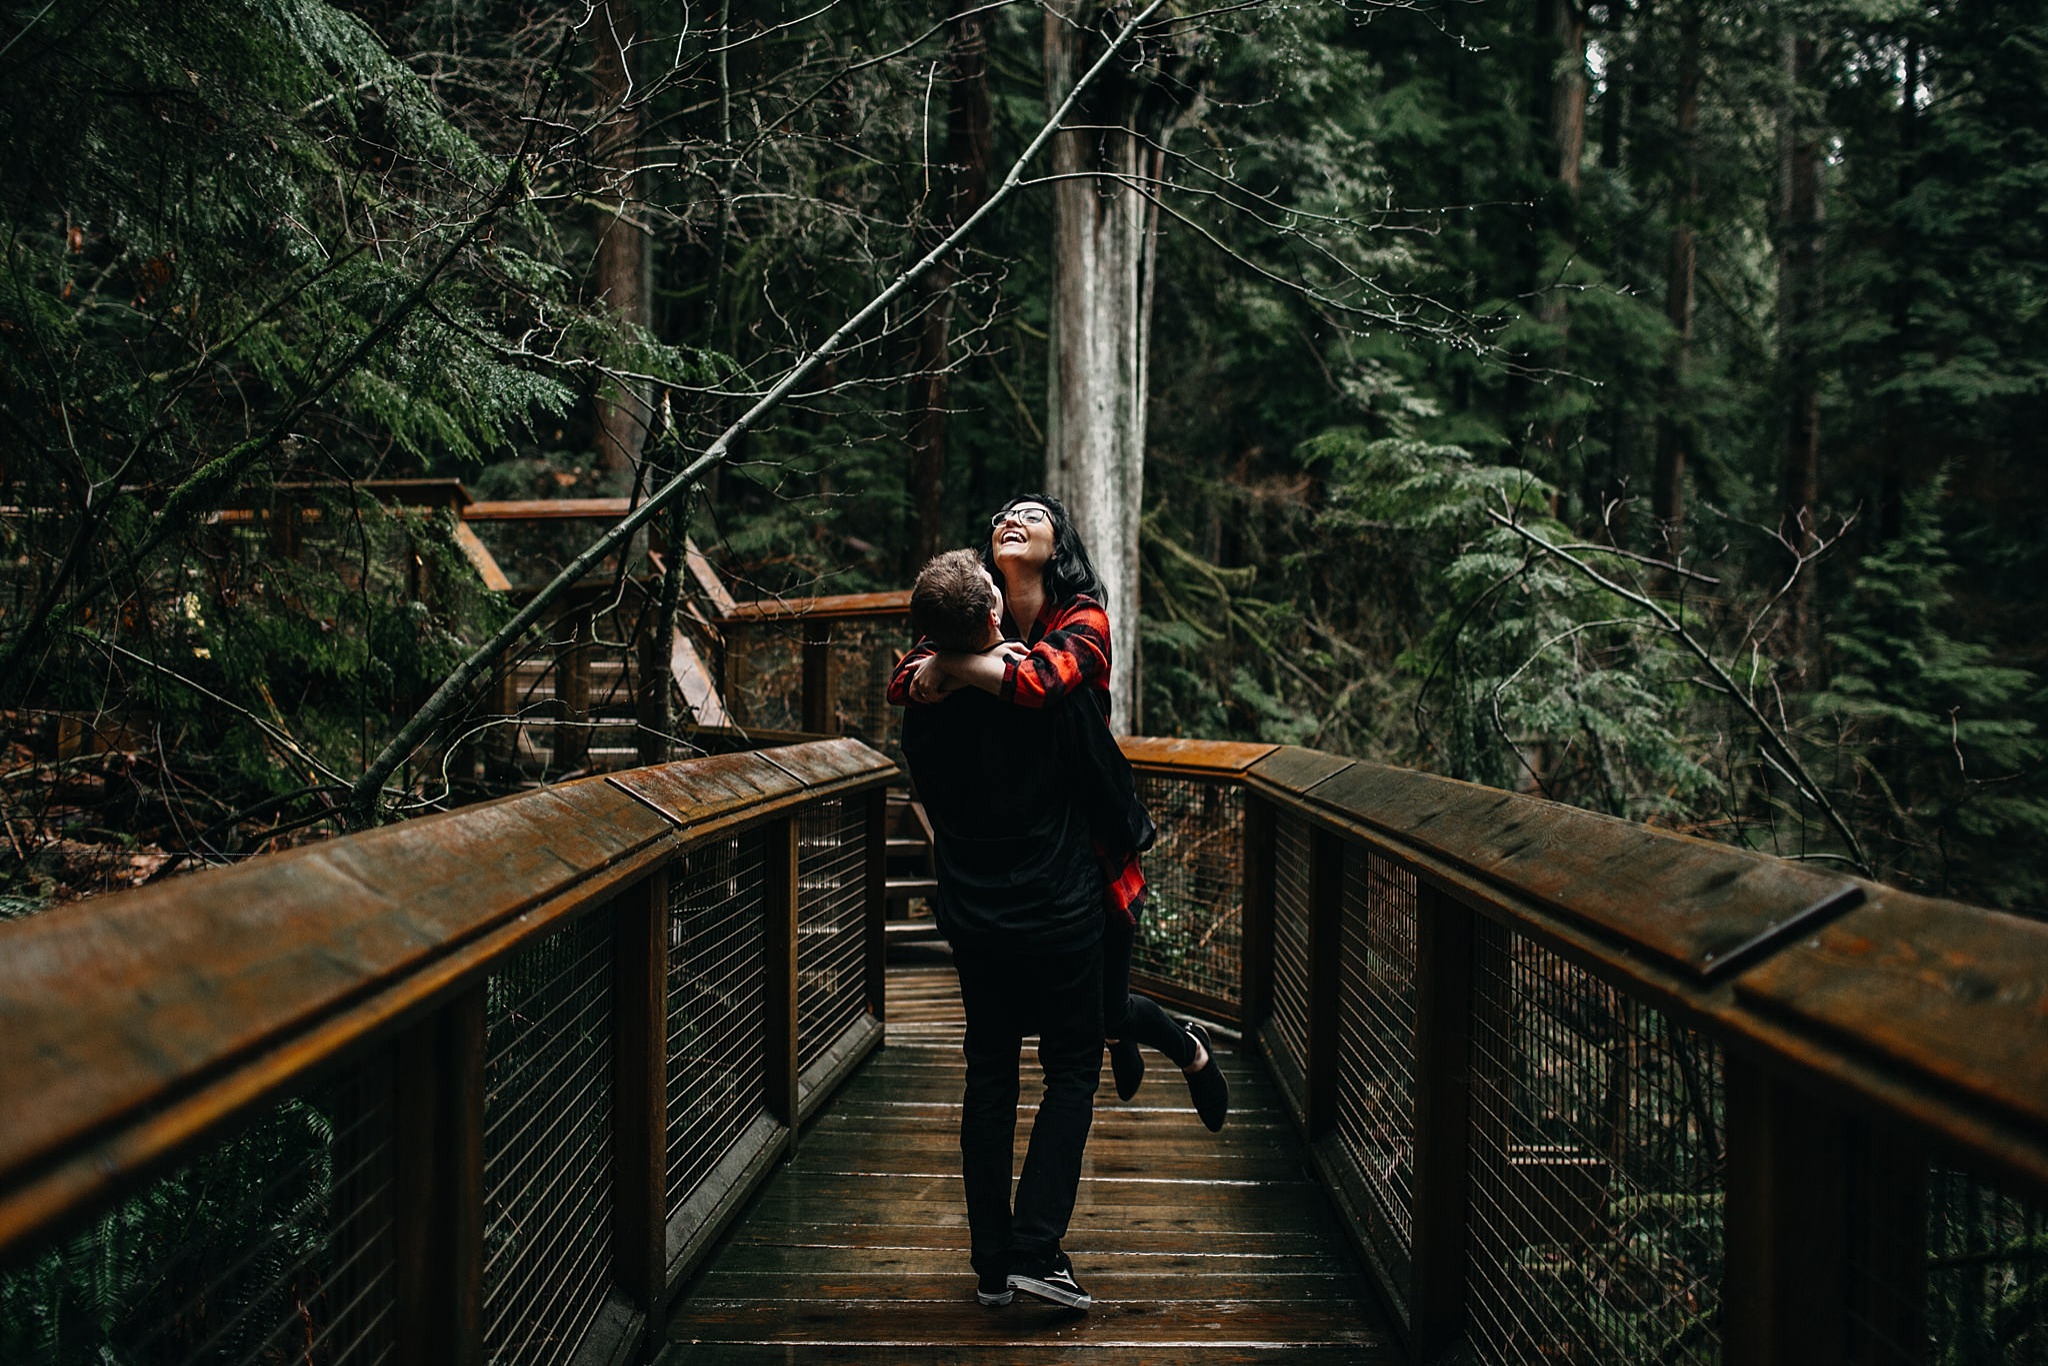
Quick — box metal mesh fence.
[1129,774,1245,1010]
[1266,809,1315,1112]
[481,908,617,1366]
[724,617,912,760]
[1468,916,1724,1366]
[1922,1165,2048,1366]
[1333,845,1420,1299]
[797,796,870,1082]
[0,1063,398,1366]
[667,829,770,1219]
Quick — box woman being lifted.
[893,493,1229,1132]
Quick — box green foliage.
[1814,478,2048,904]
[1310,431,1716,816]
[0,1094,349,1363]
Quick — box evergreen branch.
[0,40,568,702]
[1485,506,1873,876]
[346,0,1174,825]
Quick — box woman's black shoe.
[1108,1037,1145,1101]
[1184,1024,1229,1132]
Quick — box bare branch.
[1484,506,1873,876]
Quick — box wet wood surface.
[663,954,1395,1363]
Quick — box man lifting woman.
[888,494,1229,1311]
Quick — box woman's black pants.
[1101,907,1198,1068]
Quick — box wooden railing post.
[611,870,670,1326]
[863,785,888,1024]
[393,986,485,1366]
[1304,825,1346,1140]
[556,605,592,770]
[801,620,834,734]
[1240,791,1276,1026]
[1723,1056,1851,1366]
[1409,884,1474,1361]
[764,815,801,1136]
[1847,1123,1927,1365]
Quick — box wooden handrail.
[716,589,912,626]
[1241,745,2048,1200]
[1119,735,1276,776]
[0,739,894,1260]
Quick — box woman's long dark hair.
[982,492,1104,607]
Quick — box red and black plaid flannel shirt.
[888,593,1147,924]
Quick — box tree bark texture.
[1655,0,1702,531]
[1043,0,1159,732]
[1778,33,1824,675]
[1533,0,1586,478]
[1548,0,1588,195]
[593,0,651,476]
[1879,38,1920,544]
[907,0,993,572]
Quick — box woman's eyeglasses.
[990,507,1050,529]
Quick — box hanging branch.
[1483,506,1873,876]
[346,0,1173,824]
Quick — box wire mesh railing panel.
[824,619,911,762]
[1129,774,1245,1010]
[1334,845,1420,1295]
[797,797,870,1079]
[1920,1165,2048,1366]
[1266,809,1314,1104]
[723,618,911,762]
[481,908,616,1366]
[1467,916,1724,1366]
[725,629,803,732]
[667,830,770,1219]
[0,1062,398,1366]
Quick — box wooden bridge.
[1,736,2044,1365]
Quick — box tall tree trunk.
[1534,0,1587,483]
[907,0,992,572]
[1044,1,1157,732]
[1654,0,1701,533]
[1879,38,1920,544]
[592,0,650,476]
[1778,33,1825,676]
[1548,0,1589,195]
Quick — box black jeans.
[1101,906,1197,1069]
[952,937,1103,1280]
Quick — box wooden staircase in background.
[883,792,941,944]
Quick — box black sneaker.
[976,1272,1013,1307]
[1007,1249,1092,1309]
[1108,1037,1145,1101]
[1184,1023,1229,1132]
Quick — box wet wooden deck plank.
[662,959,1397,1363]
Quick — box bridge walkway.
[662,953,1398,1364]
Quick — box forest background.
[0,0,2042,917]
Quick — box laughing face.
[989,501,1054,585]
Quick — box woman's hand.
[912,641,1025,702]
[907,651,954,704]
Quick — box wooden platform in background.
[662,952,1397,1364]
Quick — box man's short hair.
[910,549,997,652]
